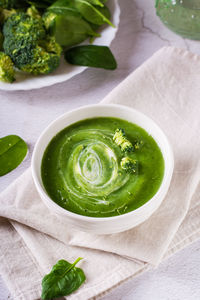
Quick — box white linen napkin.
[1,47,200,300]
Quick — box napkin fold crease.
[1,47,200,300]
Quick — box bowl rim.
[31,103,174,223]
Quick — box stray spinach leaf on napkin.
[41,257,86,300]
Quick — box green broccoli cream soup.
[41,117,164,218]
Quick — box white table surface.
[1,0,200,299]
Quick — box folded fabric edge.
[2,214,200,300]
[0,220,146,300]
[161,46,200,62]
[101,46,200,107]
[0,221,43,300]
[93,226,200,300]
[11,220,145,300]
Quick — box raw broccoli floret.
[120,157,138,174]
[39,36,62,56]
[3,12,46,68]
[21,38,62,75]
[3,12,45,42]
[0,51,15,82]
[3,12,61,75]
[113,128,134,153]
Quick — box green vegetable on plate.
[0,135,28,176]
[3,12,62,75]
[0,0,117,83]
[0,51,15,82]
[41,257,86,300]
[0,7,16,24]
[46,0,81,16]
[74,0,114,27]
[86,0,104,7]
[44,12,99,48]
[65,45,117,69]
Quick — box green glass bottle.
[156,0,200,40]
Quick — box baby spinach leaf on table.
[74,0,114,27]
[0,135,28,176]
[49,14,100,48]
[65,45,117,70]
[41,257,86,300]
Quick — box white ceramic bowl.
[32,104,174,234]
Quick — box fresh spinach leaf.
[88,21,101,32]
[41,257,86,300]
[85,2,111,33]
[49,14,100,47]
[65,45,117,69]
[87,5,110,32]
[95,4,111,19]
[86,0,104,7]
[0,135,28,176]
[74,0,114,27]
[47,0,80,16]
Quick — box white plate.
[0,0,120,91]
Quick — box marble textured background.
[1,0,200,299]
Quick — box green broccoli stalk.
[0,51,15,83]
[120,157,138,174]
[113,128,134,153]
[3,12,62,75]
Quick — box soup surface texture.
[41,117,164,217]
